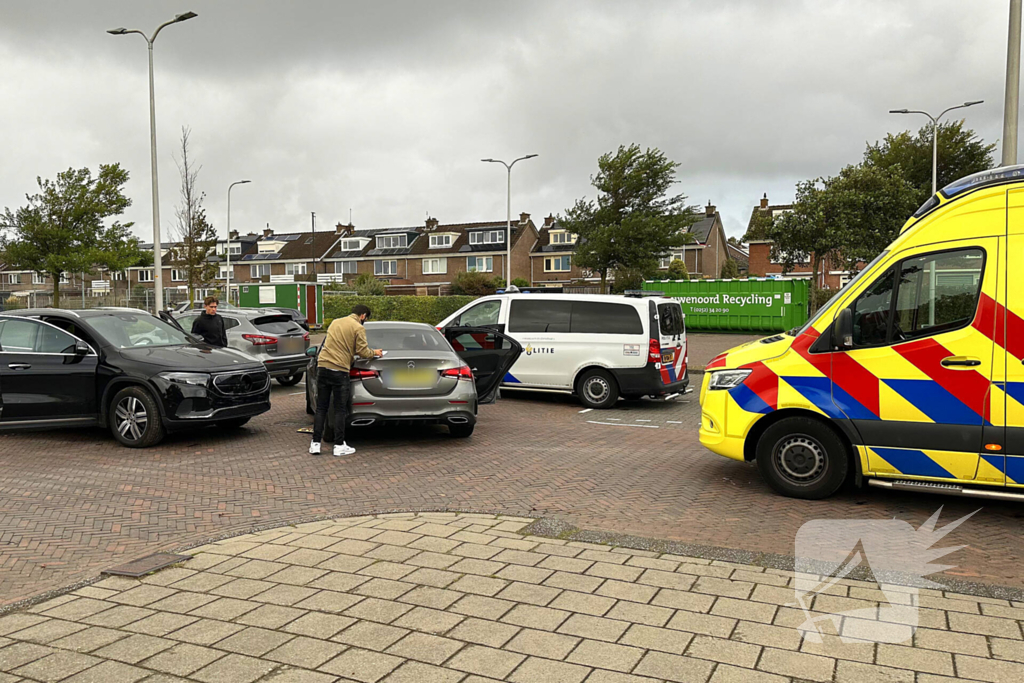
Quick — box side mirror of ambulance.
[834,308,854,350]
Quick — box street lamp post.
[482,155,538,286]
[889,100,984,195]
[108,11,198,312]
[226,180,251,305]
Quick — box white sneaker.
[334,442,356,457]
[309,441,321,455]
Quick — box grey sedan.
[305,322,521,440]
[172,309,310,386]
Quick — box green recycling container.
[644,278,810,332]
[238,282,324,328]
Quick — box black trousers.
[312,369,350,443]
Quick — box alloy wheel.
[115,396,148,442]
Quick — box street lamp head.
[174,11,198,22]
[964,100,984,107]
[239,179,251,184]
[889,109,909,114]
[481,158,495,163]
[524,154,538,159]
[107,27,129,35]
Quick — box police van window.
[457,300,501,327]
[657,303,684,336]
[852,267,895,347]
[570,302,643,335]
[893,248,984,340]
[508,300,572,333]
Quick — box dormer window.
[469,230,504,245]
[550,230,577,245]
[341,238,366,251]
[376,234,408,249]
[257,241,284,254]
[429,234,453,249]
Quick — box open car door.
[444,326,522,405]
[157,310,189,336]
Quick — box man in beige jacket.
[310,304,382,456]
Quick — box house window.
[467,256,492,273]
[250,264,271,278]
[32,273,45,285]
[429,234,452,249]
[374,260,398,276]
[171,269,186,282]
[422,258,447,275]
[544,256,571,272]
[110,271,126,281]
[218,267,230,280]
[550,231,576,245]
[341,239,364,251]
[138,270,154,283]
[469,230,504,245]
[335,261,357,274]
[376,234,407,249]
[658,253,683,269]
[220,243,242,255]
[5,274,18,285]
[285,263,307,275]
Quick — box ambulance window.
[851,267,895,347]
[893,248,984,339]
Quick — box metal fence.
[0,288,206,314]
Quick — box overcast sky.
[0,0,1017,244]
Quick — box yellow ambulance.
[699,166,1024,501]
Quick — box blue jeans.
[312,369,350,443]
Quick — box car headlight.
[158,372,210,386]
[707,369,751,391]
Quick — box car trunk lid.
[352,351,464,398]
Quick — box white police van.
[438,292,687,408]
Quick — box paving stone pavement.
[2,513,1022,683]
[2,385,1024,607]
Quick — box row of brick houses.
[0,205,740,303]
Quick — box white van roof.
[488,292,677,305]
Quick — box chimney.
[543,214,555,228]
[229,229,238,240]
[335,222,354,236]
[263,227,273,238]
[760,193,769,209]
[519,212,530,224]
[705,201,716,218]
[425,217,439,230]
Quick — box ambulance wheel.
[577,369,619,409]
[755,417,848,499]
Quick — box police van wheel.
[755,418,848,500]
[577,369,619,409]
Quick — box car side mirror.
[305,347,318,357]
[75,340,90,356]
[834,308,854,350]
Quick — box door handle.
[940,356,981,368]
[7,363,31,370]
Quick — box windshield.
[90,313,192,349]
[366,326,448,351]
[791,250,890,337]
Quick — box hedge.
[323,295,478,326]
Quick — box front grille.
[212,369,270,395]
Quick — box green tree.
[727,236,744,248]
[768,164,918,311]
[1,163,143,307]
[559,144,695,293]
[511,277,530,288]
[864,119,995,204]
[167,128,218,304]
[352,273,386,296]
[720,258,740,279]
[450,270,497,296]
[742,205,774,243]
[667,258,689,280]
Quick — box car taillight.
[350,368,379,380]
[441,365,473,380]
[648,338,661,363]
[243,334,277,346]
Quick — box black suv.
[0,308,271,447]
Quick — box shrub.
[813,286,840,311]
[3,296,23,310]
[720,259,740,279]
[610,267,647,294]
[511,278,530,288]
[323,295,478,325]
[667,258,689,280]
[451,271,498,296]
[352,273,386,296]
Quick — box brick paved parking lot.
[3,512,1023,683]
[1,376,1023,611]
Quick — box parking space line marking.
[605,417,621,421]
[578,408,593,413]
[289,391,305,395]
[635,419,652,422]
[666,420,683,424]
[588,420,659,429]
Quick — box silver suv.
[173,309,309,386]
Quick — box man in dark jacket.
[191,296,228,347]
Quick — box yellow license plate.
[662,352,674,364]
[389,368,437,387]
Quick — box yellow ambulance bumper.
[698,378,747,462]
